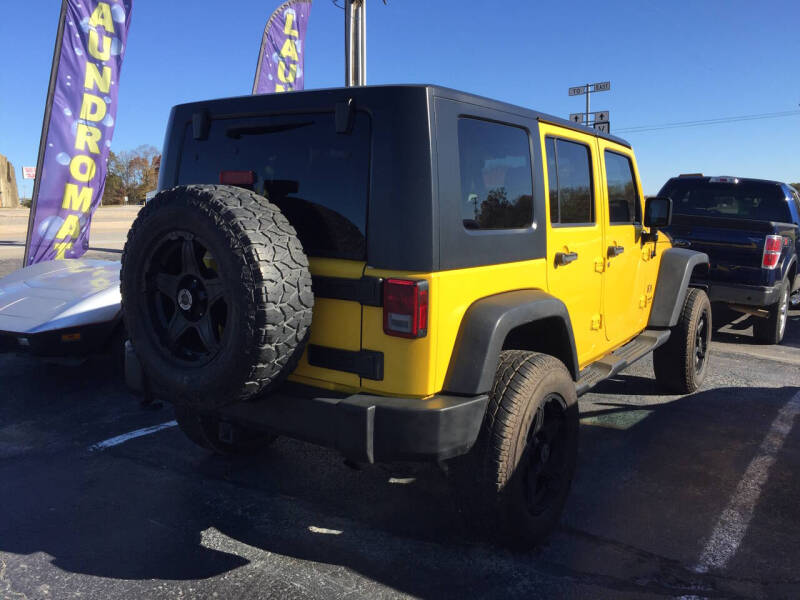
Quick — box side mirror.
[644,196,672,228]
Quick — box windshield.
[661,179,791,223]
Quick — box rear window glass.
[661,180,791,223]
[178,112,370,261]
[457,117,533,230]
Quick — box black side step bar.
[576,329,671,396]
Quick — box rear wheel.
[653,288,711,394]
[466,351,579,548]
[753,279,789,345]
[174,405,277,456]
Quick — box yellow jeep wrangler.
[121,85,710,546]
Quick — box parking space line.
[696,390,800,572]
[88,420,178,452]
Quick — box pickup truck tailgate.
[667,215,799,287]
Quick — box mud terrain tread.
[121,185,313,409]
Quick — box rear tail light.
[219,170,255,186]
[383,279,428,338]
[762,235,783,269]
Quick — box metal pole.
[345,0,354,86]
[585,84,590,126]
[360,0,366,85]
[24,0,68,266]
[344,0,365,87]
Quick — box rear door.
[597,142,649,345]
[540,124,607,366]
[177,110,371,389]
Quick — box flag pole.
[23,0,68,266]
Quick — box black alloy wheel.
[694,310,709,374]
[144,232,228,365]
[523,394,570,517]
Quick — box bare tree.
[103,145,160,205]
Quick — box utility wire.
[616,110,800,134]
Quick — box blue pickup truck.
[658,175,799,344]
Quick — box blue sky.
[1,0,799,197]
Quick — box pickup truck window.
[457,117,533,230]
[662,180,792,223]
[545,137,594,225]
[604,150,640,224]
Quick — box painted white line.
[88,420,178,452]
[696,390,800,572]
[308,526,343,535]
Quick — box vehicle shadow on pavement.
[711,304,800,349]
[1,349,798,598]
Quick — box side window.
[604,150,641,224]
[545,137,594,224]
[457,117,533,230]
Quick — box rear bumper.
[219,387,489,463]
[704,281,782,307]
[125,342,487,463]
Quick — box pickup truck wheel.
[653,288,711,394]
[753,279,789,344]
[468,350,579,548]
[174,406,277,455]
[121,184,314,411]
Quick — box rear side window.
[457,118,533,230]
[661,179,792,223]
[545,137,594,224]
[178,112,370,261]
[604,150,640,224]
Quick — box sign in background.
[253,0,312,94]
[25,0,133,265]
[22,167,36,180]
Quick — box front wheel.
[466,351,579,548]
[653,288,712,394]
[753,279,789,345]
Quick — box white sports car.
[0,259,122,360]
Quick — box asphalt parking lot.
[1,212,799,599]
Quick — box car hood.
[0,259,121,334]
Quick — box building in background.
[0,154,20,208]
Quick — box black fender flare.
[648,248,709,328]
[442,289,579,396]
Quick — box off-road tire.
[465,351,579,549]
[174,405,277,455]
[653,288,711,394]
[753,278,789,345]
[121,184,314,411]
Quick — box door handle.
[607,245,625,257]
[555,251,578,266]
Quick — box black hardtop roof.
[173,83,632,148]
[672,174,791,188]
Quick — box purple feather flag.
[26,0,134,265]
[253,0,312,94]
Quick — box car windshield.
[661,179,791,223]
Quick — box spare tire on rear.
[120,184,314,411]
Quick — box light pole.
[344,0,366,86]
